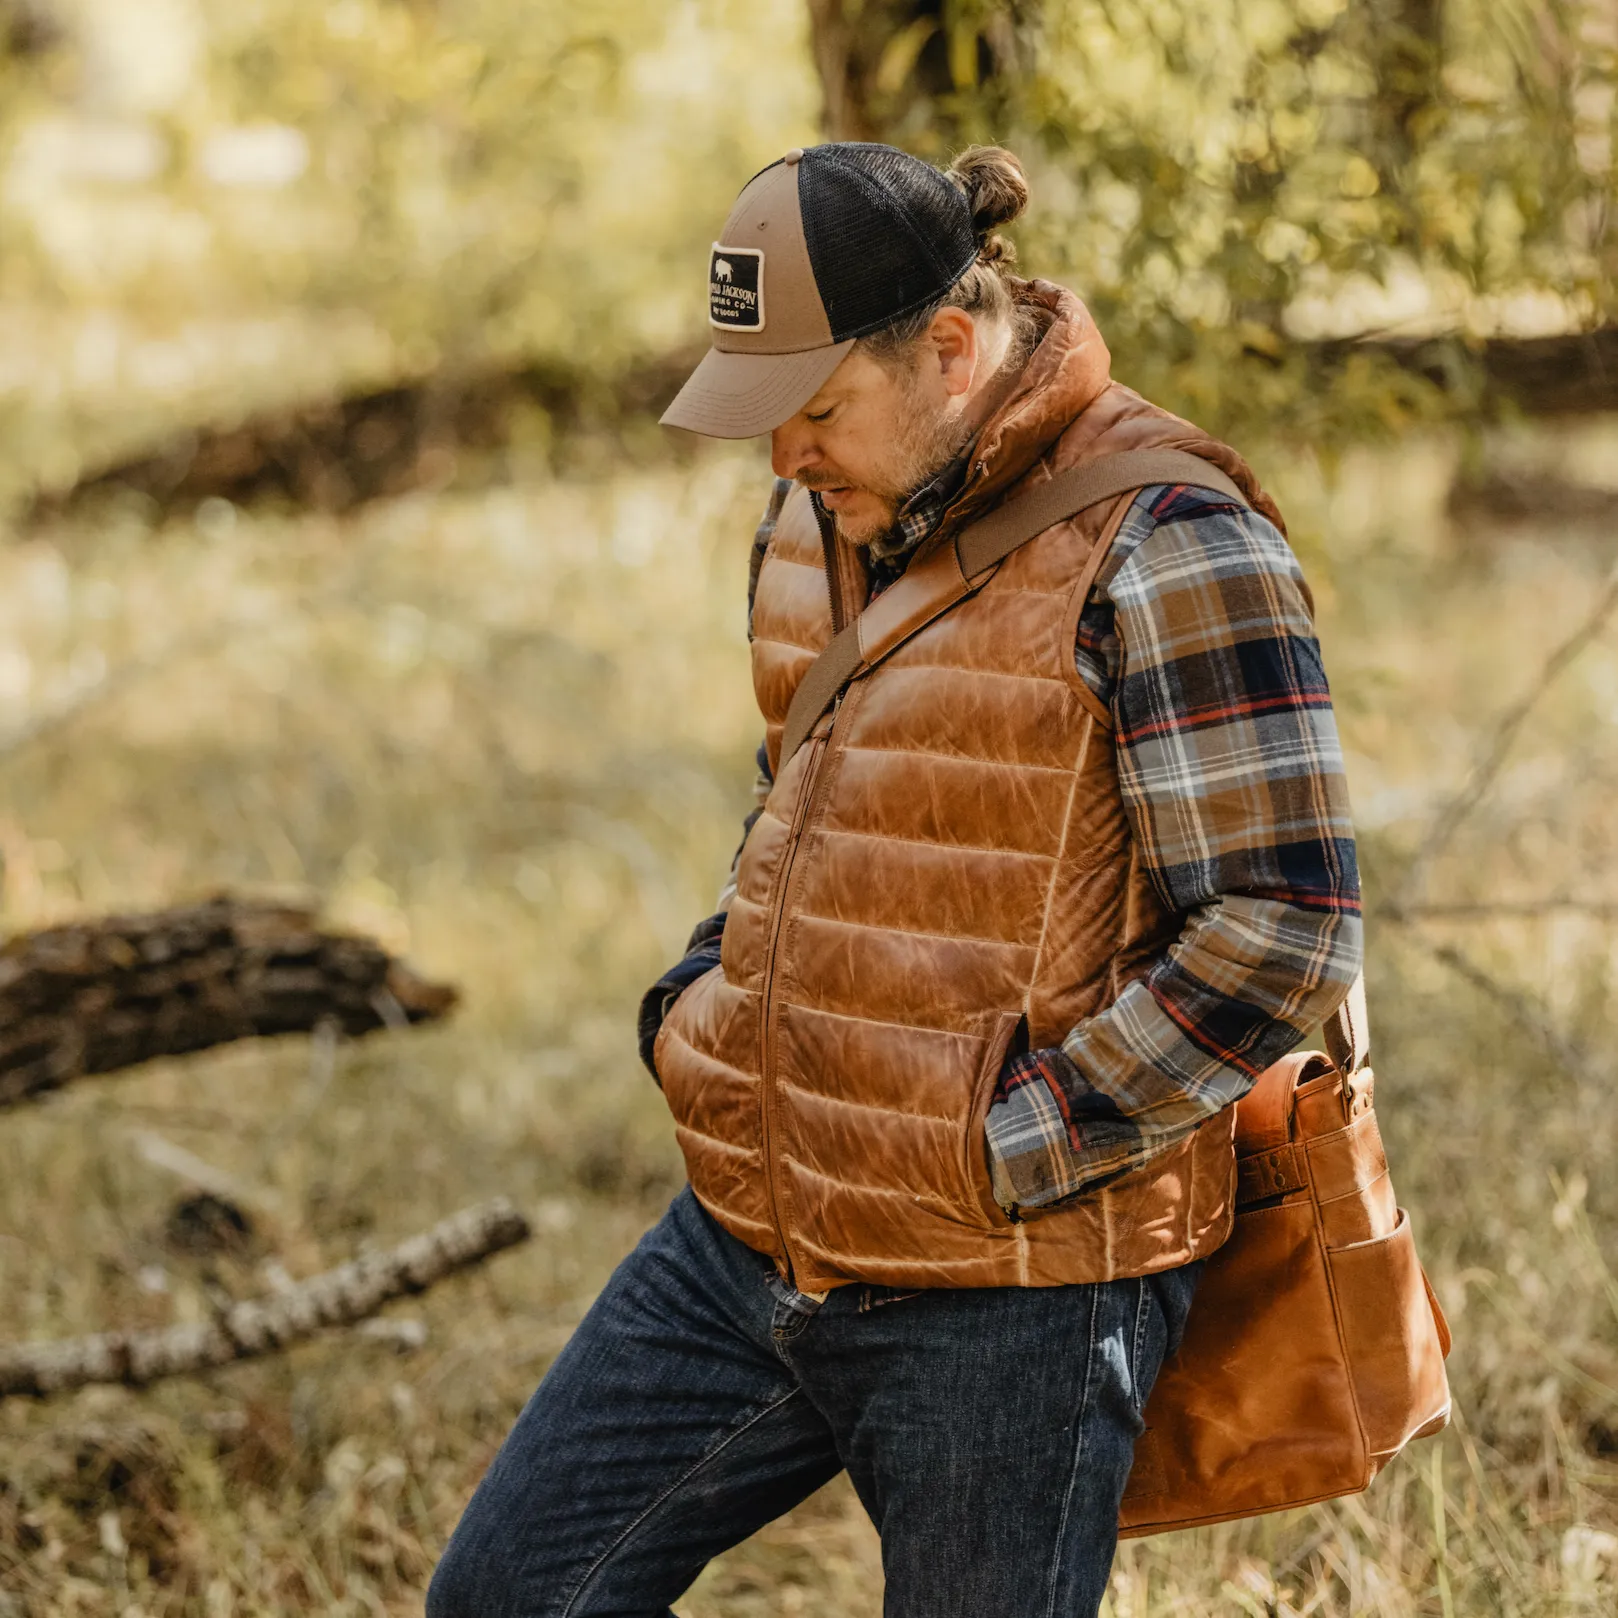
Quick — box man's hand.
[984,1047,1145,1216]
[984,1048,1091,1214]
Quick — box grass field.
[3,415,1618,1615]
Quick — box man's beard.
[802,385,970,548]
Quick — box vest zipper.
[814,498,851,633]
[757,689,850,1285]
[763,501,855,1284]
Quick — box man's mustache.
[795,472,857,491]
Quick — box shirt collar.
[866,447,974,564]
[807,440,976,591]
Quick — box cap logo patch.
[709,244,765,332]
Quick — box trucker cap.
[660,143,979,439]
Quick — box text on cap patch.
[709,245,765,332]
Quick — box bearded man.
[429,143,1360,1618]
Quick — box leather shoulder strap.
[953,448,1244,578]
[777,448,1248,765]
[1324,973,1371,1076]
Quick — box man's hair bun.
[946,146,1028,267]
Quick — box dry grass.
[2,416,1618,1615]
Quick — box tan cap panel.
[711,162,833,357]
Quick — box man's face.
[769,310,979,547]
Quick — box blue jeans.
[428,1188,1198,1618]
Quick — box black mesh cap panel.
[797,144,978,342]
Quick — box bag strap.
[777,448,1248,766]
[1324,972,1372,1082]
[1236,977,1372,1164]
[952,449,1244,576]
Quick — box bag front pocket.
[1327,1208,1451,1460]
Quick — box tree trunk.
[803,0,1036,152]
[0,897,458,1108]
[1361,0,1446,254]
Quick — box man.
[430,142,1360,1617]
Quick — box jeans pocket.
[1146,1258,1206,1365]
[1124,1260,1209,1416]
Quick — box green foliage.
[3,1,1614,466]
[0,0,817,495]
[827,0,1618,442]
[183,0,814,367]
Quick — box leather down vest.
[654,283,1285,1291]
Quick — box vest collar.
[814,280,1119,613]
[946,280,1114,522]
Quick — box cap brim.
[659,341,855,438]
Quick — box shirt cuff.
[985,1048,1165,1214]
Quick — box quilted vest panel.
[657,374,1271,1291]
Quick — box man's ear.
[926,306,979,398]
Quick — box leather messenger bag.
[780,447,1452,1534]
[1119,979,1452,1535]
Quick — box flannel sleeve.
[985,485,1363,1213]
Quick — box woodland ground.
[3,417,1618,1615]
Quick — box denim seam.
[556,1385,807,1618]
[1128,1279,1152,1415]
[771,1307,814,1348]
[1043,1287,1100,1618]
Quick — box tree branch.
[1399,563,1618,904]
[1412,934,1605,1088]
[1399,899,1618,920]
[0,897,458,1108]
[17,325,1618,527]
[0,1198,530,1397]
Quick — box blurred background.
[1,1,1617,1613]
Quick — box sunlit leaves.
[972,0,1617,438]
[0,0,819,399]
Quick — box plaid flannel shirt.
[689,474,1360,1216]
[985,483,1360,1211]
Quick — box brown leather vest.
[655,282,1286,1292]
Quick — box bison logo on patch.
[709,245,764,332]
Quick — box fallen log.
[1446,467,1618,528]
[1315,325,1618,418]
[21,350,702,523]
[0,896,458,1108]
[20,325,1618,528]
[0,1197,530,1397]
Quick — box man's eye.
[806,407,834,424]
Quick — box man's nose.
[770,422,818,481]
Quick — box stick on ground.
[0,1197,530,1398]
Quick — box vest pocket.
[960,1009,1026,1229]
[653,964,728,1118]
